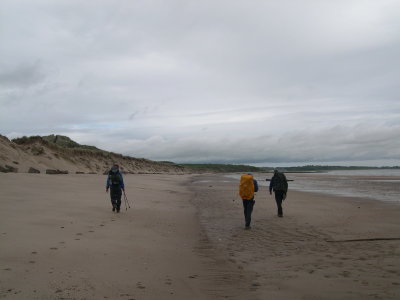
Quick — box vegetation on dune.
[13,135,101,152]
[42,135,101,151]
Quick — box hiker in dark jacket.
[269,169,288,217]
[106,164,125,213]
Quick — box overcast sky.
[1,0,399,166]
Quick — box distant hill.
[278,165,399,172]
[181,163,266,173]
[0,134,185,174]
[181,164,399,173]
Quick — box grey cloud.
[1,0,400,166]
[0,61,45,88]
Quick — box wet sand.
[1,173,399,299]
[190,174,400,300]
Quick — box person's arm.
[269,177,274,194]
[105,175,110,192]
[253,180,259,193]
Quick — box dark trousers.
[274,190,285,216]
[110,187,122,209]
[242,199,255,227]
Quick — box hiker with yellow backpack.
[239,174,259,229]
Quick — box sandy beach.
[1,173,399,299]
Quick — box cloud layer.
[1,0,400,166]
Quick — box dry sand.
[1,173,399,299]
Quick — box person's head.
[111,164,119,173]
[274,169,279,174]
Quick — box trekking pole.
[123,191,131,210]
[123,193,128,211]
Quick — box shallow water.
[226,170,400,204]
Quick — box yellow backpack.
[239,174,255,200]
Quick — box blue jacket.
[106,171,125,189]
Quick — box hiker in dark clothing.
[106,164,125,213]
[269,169,288,217]
[240,174,259,229]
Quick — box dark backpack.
[272,173,287,191]
[109,171,122,186]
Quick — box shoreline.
[225,172,400,204]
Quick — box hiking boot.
[278,214,283,218]
[245,225,251,230]
[112,206,116,212]
[116,207,120,213]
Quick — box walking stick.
[123,191,131,210]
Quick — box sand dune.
[0,135,185,174]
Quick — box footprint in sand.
[88,230,94,233]
[50,247,58,250]
[341,271,351,278]
[136,282,146,289]
[29,261,35,264]
[31,251,37,254]
[4,268,12,271]
[76,233,83,236]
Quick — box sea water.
[226,170,400,204]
